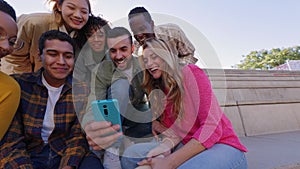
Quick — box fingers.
[84,121,122,150]
[138,158,152,166]
[90,131,123,150]
[152,130,159,141]
[85,121,112,131]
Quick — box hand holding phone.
[91,99,122,133]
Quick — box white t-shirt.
[41,74,64,143]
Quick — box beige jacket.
[1,13,59,74]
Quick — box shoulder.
[182,64,210,85]
[11,71,40,85]
[17,13,53,27]
[182,64,205,75]
[157,23,181,29]
[98,60,115,70]
[95,60,115,78]
[0,72,20,91]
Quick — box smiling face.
[142,47,165,79]
[129,14,155,45]
[87,28,106,52]
[58,0,90,32]
[41,39,74,87]
[0,11,18,58]
[107,34,133,70]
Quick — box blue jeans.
[121,142,247,169]
[30,144,103,169]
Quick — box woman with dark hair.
[1,0,92,74]
[74,15,111,85]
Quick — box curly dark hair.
[82,15,111,38]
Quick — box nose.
[57,55,66,65]
[146,58,153,67]
[73,9,82,18]
[93,35,100,41]
[0,39,11,51]
[115,50,123,59]
[0,40,12,57]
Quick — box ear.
[150,20,155,30]
[57,3,62,12]
[131,45,134,53]
[38,51,43,62]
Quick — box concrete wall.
[204,69,300,137]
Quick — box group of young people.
[0,0,248,169]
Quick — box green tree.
[236,46,300,70]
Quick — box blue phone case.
[91,99,122,132]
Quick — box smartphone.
[91,99,122,133]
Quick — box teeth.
[150,68,157,71]
[117,59,125,64]
[115,57,127,64]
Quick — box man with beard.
[83,27,152,169]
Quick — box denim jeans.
[30,144,103,169]
[121,142,247,169]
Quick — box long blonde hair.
[141,38,185,120]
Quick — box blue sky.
[6,0,300,68]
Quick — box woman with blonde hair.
[121,38,248,169]
[1,0,92,74]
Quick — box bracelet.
[162,137,175,148]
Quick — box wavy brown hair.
[141,38,184,120]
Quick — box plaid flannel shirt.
[0,68,89,169]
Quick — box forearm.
[166,138,205,168]
[0,139,33,168]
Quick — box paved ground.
[239,131,300,169]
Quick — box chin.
[71,24,84,30]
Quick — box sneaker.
[103,147,122,169]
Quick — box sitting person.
[128,6,198,66]
[0,30,103,169]
[83,27,152,169]
[74,15,111,86]
[121,38,248,169]
[0,0,21,140]
[1,0,92,74]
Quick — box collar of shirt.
[58,25,77,38]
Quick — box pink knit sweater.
[161,64,247,152]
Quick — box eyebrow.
[46,49,74,55]
[110,45,128,50]
[65,2,89,11]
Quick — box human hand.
[137,156,174,169]
[152,121,177,140]
[84,121,122,150]
[147,143,171,158]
